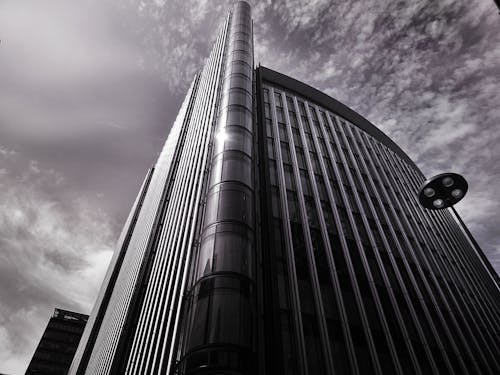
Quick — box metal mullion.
[313,105,385,375]
[362,137,467,373]
[438,210,500,318]
[150,139,207,372]
[129,37,225,373]
[396,160,500,364]
[380,150,497,374]
[336,119,426,375]
[300,105,360,374]
[322,112,383,374]
[401,160,500,368]
[153,38,228,373]
[128,68,211,372]
[92,77,183,369]
[127,74,210,370]
[351,132,448,373]
[99,225,150,374]
[184,32,228,295]
[314,109,371,375]
[405,163,500,325]
[434,208,500,325]
[269,88,308,375]
[142,133,205,372]
[361,132,490,370]
[357,132,487,375]
[97,179,163,374]
[162,21,232,372]
[161,74,228,375]
[363,138,470,374]
[397,154,500,335]
[75,167,151,374]
[137,46,224,373]
[102,194,159,371]
[407,165,500,313]
[285,96,335,375]
[441,208,500,295]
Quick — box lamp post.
[418,172,500,289]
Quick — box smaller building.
[25,308,88,375]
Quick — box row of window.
[261,83,500,375]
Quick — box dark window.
[300,169,312,196]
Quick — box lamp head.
[418,172,468,210]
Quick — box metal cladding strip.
[267,88,308,375]
[435,208,500,317]
[283,93,335,375]
[367,132,496,373]
[360,134,485,374]
[391,153,500,369]
[326,115,451,375]
[109,75,200,374]
[128,19,224,363]
[165,33,233,362]
[294,98,361,375]
[436,213,500,338]
[315,107,422,375]
[82,74,199,375]
[308,103,404,374]
[301,93,372,375]
[338,114,469,374]
[309,104,406,375]
[68,168,153,375]
[256,66,420,172]
[423,186,500,322]
[179,1,256,371]
[332,115,461,374]
[390,148,500,372]
[94,75,199,374]
[125,42,221,372]
[391,148,500,353]
[126,20,229,375]
[317,112,385,374]
[160,21,230,374]
[349,125,484,374]
[414,168,500,316]
[282,92,341,374]
[125,72,206,372]
[419,174,500,316]
[131,20,229,374]
[346,122,480,374]
[385,146,500,344]
[443,206,500,294]
[299,94,369,375]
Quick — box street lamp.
[417,172,500,289]
[418,172,468,210]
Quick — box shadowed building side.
[26,309,88,375]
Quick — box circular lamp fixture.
[418,172,468,210]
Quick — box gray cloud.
[0,150,114,374]
[1,0,499,373]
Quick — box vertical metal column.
[178,2,256,374]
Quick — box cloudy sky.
[1,0,499,373]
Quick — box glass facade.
[257,68,500,375]
[70,2,500,375]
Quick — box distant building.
[26,308,88,375]
[70,2,500,374]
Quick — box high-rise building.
[69,2,500,374]
[26,308,88,375]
